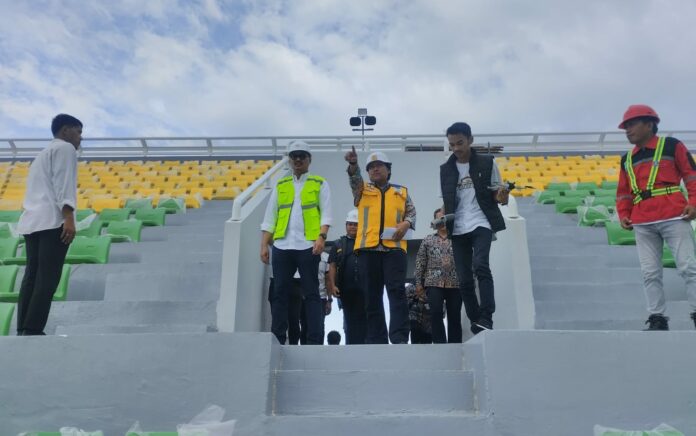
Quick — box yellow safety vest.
[355,183,409,252]
[273,174,324,241]
[625,136,681,205]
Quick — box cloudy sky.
[1,0,696,139]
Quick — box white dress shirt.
[17,139,78,235]
[261,172,332,250]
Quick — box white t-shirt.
[452,161,501,235]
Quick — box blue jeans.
[271,247,323,345]
[451,227,495,325]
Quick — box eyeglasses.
[289,152,310,160]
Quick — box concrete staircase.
[266,344,490,435]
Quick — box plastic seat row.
[0,236,110,265]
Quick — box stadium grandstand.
[1,131,695,435]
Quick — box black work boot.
[691,312,696,330]
[643,314,669,331]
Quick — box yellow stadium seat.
[184,194,202,208]
[212,186,242,200]
[91,197,123,212]
[136,188,162,197]
[77,197,92,209]
[189,187,214,200]
[164,188,188,197]
[0,198,23,210]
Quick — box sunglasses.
[289,152,310,160]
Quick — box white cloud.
[1,0,696,139]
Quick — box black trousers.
[451,227,495,325]
[340,286,367,344]
[271,247,323,345]
[357,250,409,344]
[409,321,432,344]
[17,226,69,335]
[287,279,304,345]
[427,286,463,343]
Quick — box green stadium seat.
[134,207,167,226]
[105,220,143,242]
[584,196,616,209]
[126,432,178,436]
[0,210,23,223]
[592,189,616,197]
[75,208,96,221]
[0,222,18,239]
[605,221,636,245]
[575,182,598,190]
[554,196,584,213]
[536,190,561,204]
[663,245,676,268]
[125,198,154,210]
[77,217,104,238]
[99,208,132,223]
[560,190,593,198]
[157,198,185,214]
[546,182,572,191]
[0,302,15,335]
[0,265,20,302]
[65,236,111,264]
[18,433,62,436]
[577,206,612,227]
[601,180,619,190]
[0,237,21,263]
[52,265,71,301]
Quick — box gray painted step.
[540,319,696,331]
[533,283,686,302]
[532,267,687,288]
[274,369,474,415]
[265,414,491,436]
[535,300,695,321]
[530,254,638,268]
[104,269,220,301]
[280,343,464,371]
[55,323,209,335]
[44,301,216,334]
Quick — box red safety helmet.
[618,104,660,129]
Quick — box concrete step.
[534,300,695,321]
[539,319,696,331]
[274,369,474,415]
[280,343,464,371]
[44,301,216,334]
[264,413,490,436]
[532,283,687,302]
[104,268,220,302]
[530,254,638,268]
[55,323,210,335]
[531,267,687,288]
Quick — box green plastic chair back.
[592,189,616,197]
[157,198,185,214]
[75,209,95,221]
[53,265,72,301]
[125,198,154,210]
[601,180,619,190]
[77,217,104,238]
[0,302,15,335]
[0,210,23,223]
[0,265,20,303]
[554,196,584,213]
[0,237,20,263]
[577,206,612,227]
[575,182,598,190]
[546,182,572,191]
[560,190,592,198]
[0,222,17,239]
[65,236,111,264]
[134,207,167,226]
[106,220,143,242]
[536,190,561,204]
[99,208,132,223]
[605,221,636,245]
[663,245,676,268]
[584,196,616,209]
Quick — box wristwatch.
[319,233,327,240]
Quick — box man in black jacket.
[440,122,509,334]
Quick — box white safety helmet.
[345,209,359,223]
[287,140,311,156]
[365,151,391,170]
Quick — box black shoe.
[643,314,669,331]
[690,312,696,330]
[470,323,483,335]
[474,318,493,331]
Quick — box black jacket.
[440,149,506,235]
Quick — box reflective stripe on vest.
[625,137,681,205]
[273,174,324,241]
[354,183,408,252]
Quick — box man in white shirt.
[16,114,81,335]
[440,122,509,334]
[260,141,332,345]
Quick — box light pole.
[349,108,376,148]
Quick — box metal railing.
[2,130,696,158]
[230,157,288,221]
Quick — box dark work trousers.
[17,226,69,335]
[427,286,463,343]
[409,321,432,344]
[271,246,323,345]
[300,298,328,345]
[340,286,367,344]
[287,279,304,345]
[451,227,495,325]
[357,249,409,344]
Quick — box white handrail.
[230,157,288,221]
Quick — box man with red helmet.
[616,104,696,331]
